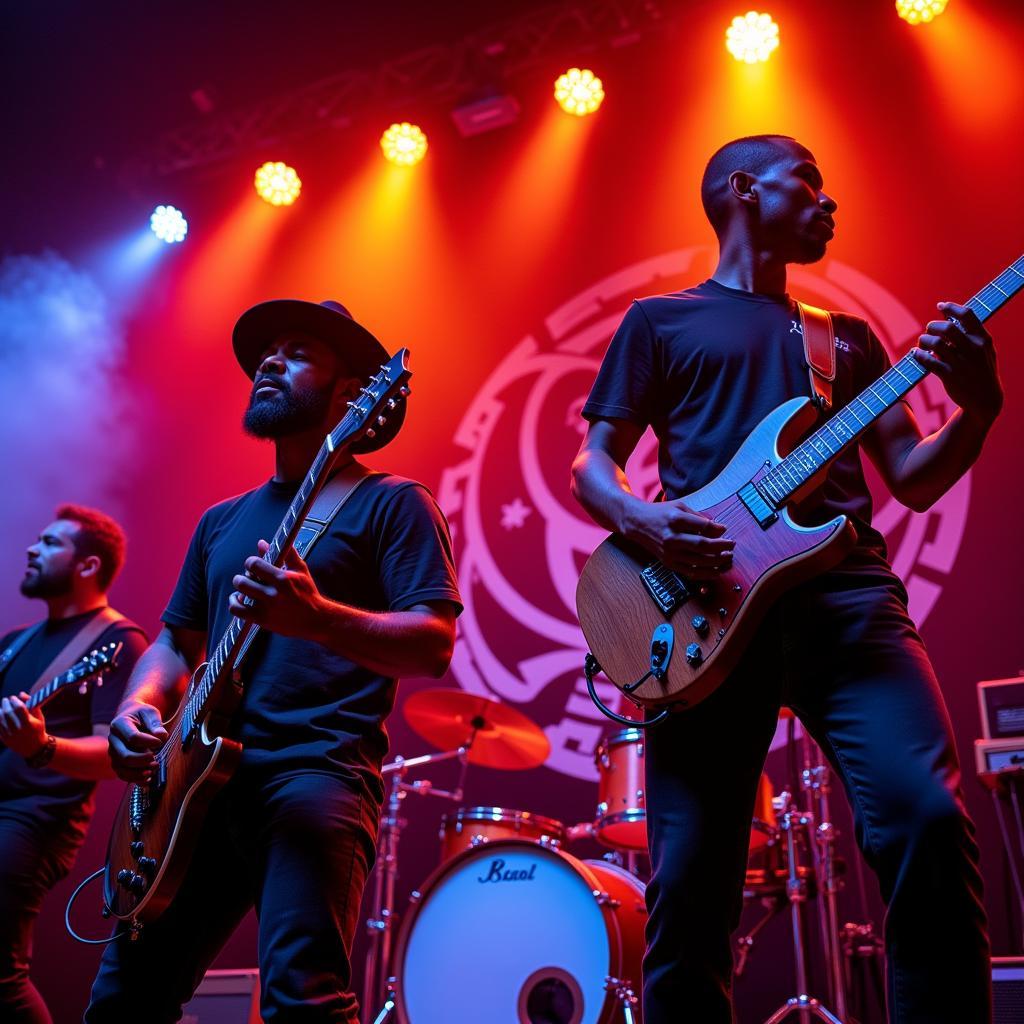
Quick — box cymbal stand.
[363,743,471,1019]
[799,733,849,1019]
[762,802,844,1024]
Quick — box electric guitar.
[104,350,411,926]
[6,641,123,717]
[577,256,1022,714]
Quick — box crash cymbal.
[403,688,550,771]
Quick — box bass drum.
[393,839,646,1024]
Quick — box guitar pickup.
[640,562,690,615]
[739,482,778,529]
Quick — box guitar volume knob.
[690,615,709,638]
[685,643,703,666]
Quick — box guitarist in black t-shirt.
[86,300,461,1024]
[0,504,147,1024]
[573,136,1002,1023]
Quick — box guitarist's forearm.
[892,407,994,512]
[571,446,649,537]
[307,601,455,679]
[117,629,192,717]
[45,733,117,781]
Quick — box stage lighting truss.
[895,0,948,24]
[254,161,302,205]
[149,205,188,243]
[725,11,780,64]
[380,122,428,166]
[554,67,604,116]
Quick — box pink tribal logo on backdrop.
[438,248,970,780]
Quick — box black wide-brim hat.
[232,299,406,453]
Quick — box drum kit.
[366,692,852,1024]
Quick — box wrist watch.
[25,733,57,769]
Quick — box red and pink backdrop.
[4,2,1023,1020]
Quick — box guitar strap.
[292,461,380,560]
[797,301,836,412]
[0,607,125,698]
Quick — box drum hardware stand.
[605,975,640,1023]
[363,742,472,1019]
[839,922,885,1022]
[760,803,844,1024]
[799,737,849,1020]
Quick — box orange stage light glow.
[254,161,302,205]
[725,11,780,64]
[380,122,428,166]
[554,68,605,116]
[896,0,949,25]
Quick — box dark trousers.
[86,770,374,1023]
[642,576,990,1024]
[0,814,81,1024]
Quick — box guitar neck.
[182,438,341,734]
[760,254,1024,505]
[28,665,89,711]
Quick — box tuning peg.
[376,415,387,426]
[399,386,410,397]
[365,428,377,439]
[386,399,397,410]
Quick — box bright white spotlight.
[149,205,188,244]
[554,67,605,116]
[726,11,780,64]
[896,0,949,24]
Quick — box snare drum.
[394,839,646,1023]
[440,807,566,862]
[594,730,778,854]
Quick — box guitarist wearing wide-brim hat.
[86,300,461,1023]
[0,504,147,1023]
[572,135,1002,1024]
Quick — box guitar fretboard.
[756,254,1023,505]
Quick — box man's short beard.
[20,566,73,599]
[242,384,331,439]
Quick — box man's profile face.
[243,331,356,439]
[749,143,837,264]
[22,519,81,598]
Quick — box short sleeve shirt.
[0,610,148,834]
[582,279,898,574]
[162,472,462,809]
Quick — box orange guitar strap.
[797,301,836,412]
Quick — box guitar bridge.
[640,562,690,615]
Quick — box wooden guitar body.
[576,397,856,711]
[104,667,242,923]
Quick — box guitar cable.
[65,867,123,945]
[584,653,669,729]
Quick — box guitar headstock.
[73,641,123,693]
[329,348,411,453]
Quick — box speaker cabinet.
[182,968,260,1024]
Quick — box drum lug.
[409,889,422,904]
[538,834,561,849]
[596,801,609,816]
[469,833,488,848]
[593,889,621,909]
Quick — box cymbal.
[403,688,551,771]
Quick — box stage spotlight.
[896,0,948,24]
[553,68,604,116]
[149,205,188,244]
[725,11,780,63]
[254,161,302,206]
[380,122,428,166]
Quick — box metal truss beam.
[147,0,679,177]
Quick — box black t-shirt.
[582,279,900,575]
[162,472,462,812]
[0,609,148,834]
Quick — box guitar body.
[103,668,242,923]
[577,397,856,711]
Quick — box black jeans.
[86,770,375,1023]
[0,813,81,1024]
[642,576,990,1024]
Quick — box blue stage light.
[149,205,188,244]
